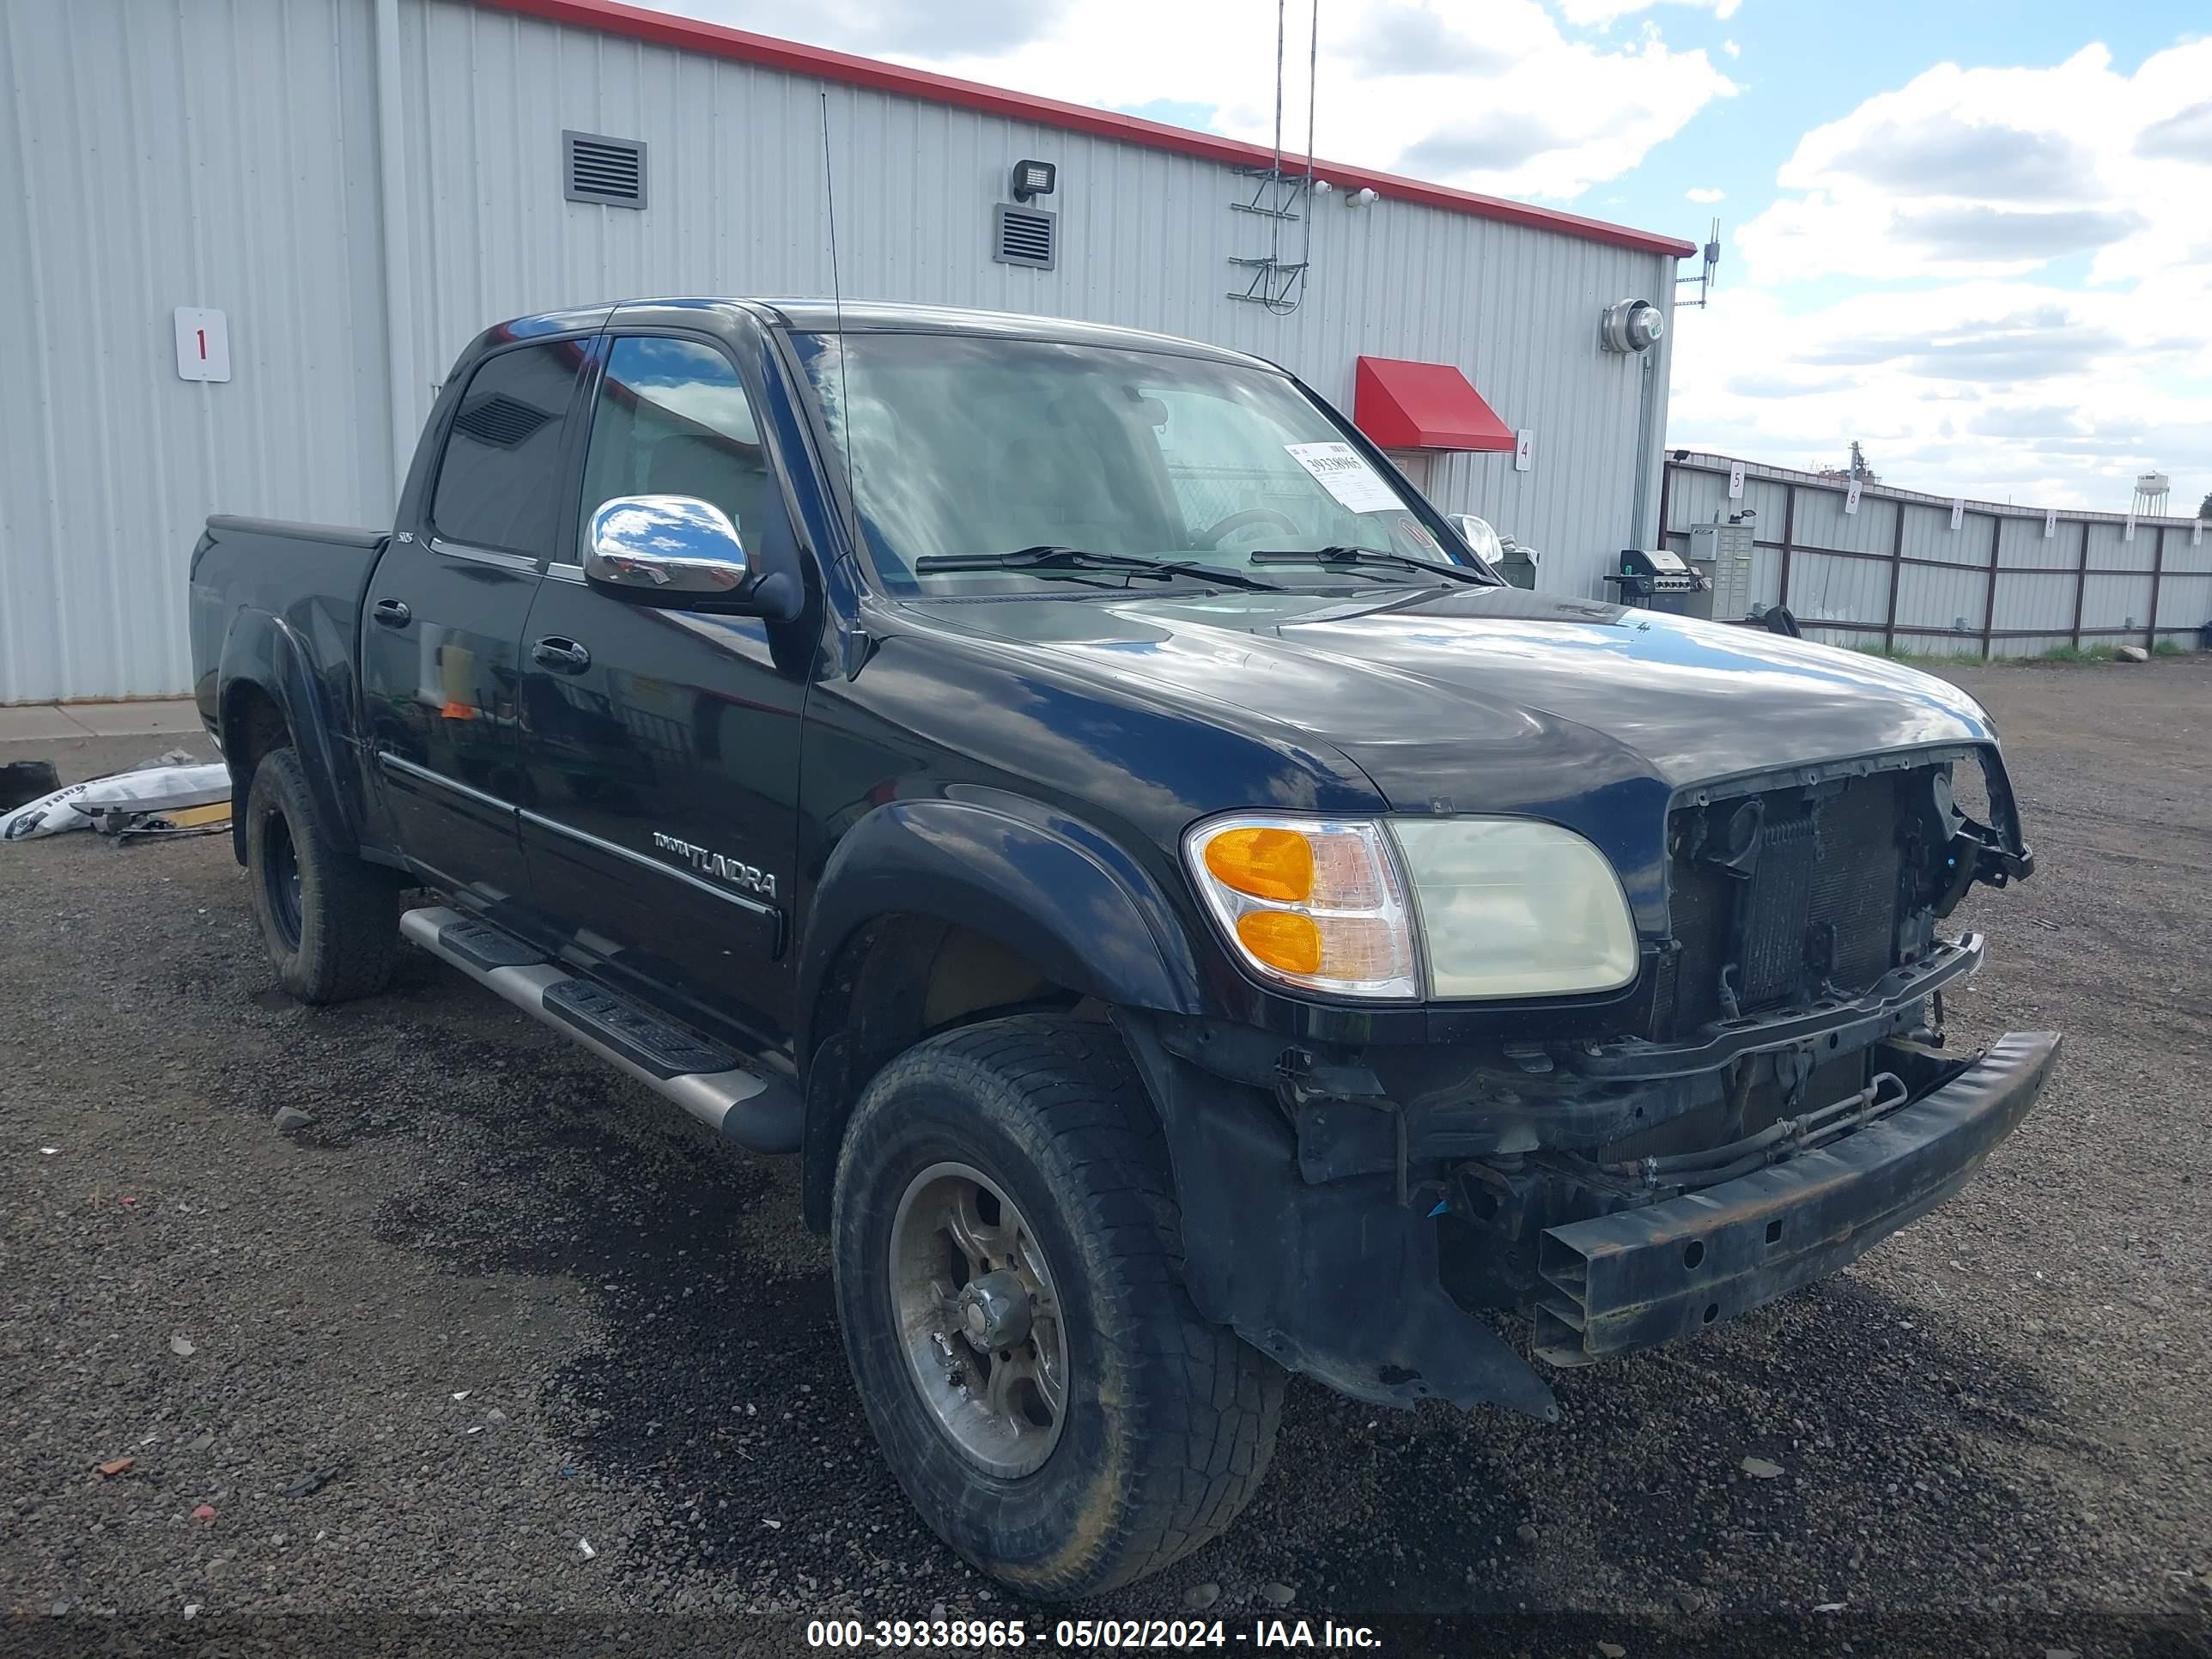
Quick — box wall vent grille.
[993,203,1056,269]
[564,131,647,207]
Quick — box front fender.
[798,793,1204,1062]
[217,611,363,864]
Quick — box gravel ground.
[3,660,2209,1656]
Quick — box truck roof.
[496,299,1275,370]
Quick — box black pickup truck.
[190,299,2057,1598]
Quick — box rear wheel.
[831,1014,1283,1599]
[244,748,399,1004]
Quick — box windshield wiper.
[915,544,1282,591]
[1248,546,1493,586]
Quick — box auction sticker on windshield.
[1284,442,1402,513]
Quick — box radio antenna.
[819,91,859,539]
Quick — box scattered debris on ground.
[0,753,228,842]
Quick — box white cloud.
[678,0,1735,202]
[1738,42,2212,284]
[1674,280,2212,508]
[1556,0,1741,25]
[1722,37,1739,58]
[1686,186,1724,203]
[1671,38,2212,513]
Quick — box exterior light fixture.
[1011,160,1057,203]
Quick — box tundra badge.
[651,832,778,900]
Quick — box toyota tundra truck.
[188,299,2056,1598]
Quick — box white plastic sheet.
[0,763,231,842]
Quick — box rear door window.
[430,339,587,557]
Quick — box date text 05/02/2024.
[805,1617,1385,1650]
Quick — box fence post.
[1881,498,1905,653]
[1980,514,2001,659]
[2069,520,2090,650]
[2148,525,2166,651]
[1778,483,1796,609]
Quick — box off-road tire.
[244,747,399,1005]
[831,1013,1284,1599]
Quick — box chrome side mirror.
[1448,513,1504,563]
[585,495,749,598]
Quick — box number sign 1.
[174,307,232,383]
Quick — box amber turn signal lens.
[1204,826,1315,902]
[1235,909,1322,975]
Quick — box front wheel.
[830,1014,1284,1599]
[243,747,399,1004]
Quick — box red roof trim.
[1353,356,1516,453]
[474,0,1698,260]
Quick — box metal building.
[0,0,1692,704]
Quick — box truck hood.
[927,585,1995,799]
[915,585,1996,923]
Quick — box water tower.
[2132,471,2171,518]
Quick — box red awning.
[1352,356,1515,453]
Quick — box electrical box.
[1688,520,1755,623]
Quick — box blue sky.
[1589,2,2208,252]
[668,1,2209,512]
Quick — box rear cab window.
[429,339,589,559]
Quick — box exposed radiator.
[1653,769,1921,1038]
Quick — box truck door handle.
[372,598,411,628]
[532,636,591,673]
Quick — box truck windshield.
[787,331,1474,595]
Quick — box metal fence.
[1659,453,2212,656]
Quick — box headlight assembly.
[1184,814,1638,1002]
[1389,817,1638,999]
[1182,817,1419,998]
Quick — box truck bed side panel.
[188,516,391,856]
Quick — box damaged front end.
[1121,744,2057,1420]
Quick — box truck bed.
[187,515,390,744]
[203,514,386,550]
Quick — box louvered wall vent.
[564,131,647,208]
[993,203,1056,270]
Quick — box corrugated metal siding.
[2159,525,2212,635]
[0,0,391,702]
[1,0,1674,702]
[1662,452,2210,655]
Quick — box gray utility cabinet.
[1688,520,1757,623]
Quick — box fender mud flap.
[1118,1016,1557,1420]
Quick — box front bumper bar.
[1533,1030,2061,1365]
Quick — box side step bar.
[399,906,801,1155]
